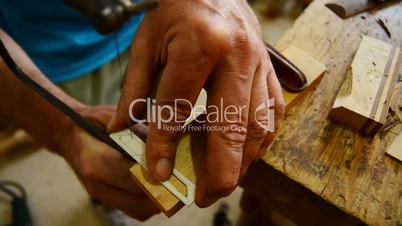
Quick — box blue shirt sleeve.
[0,0,143,83]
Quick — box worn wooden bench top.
[260,0,402,225]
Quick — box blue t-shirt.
[0,0,143,83]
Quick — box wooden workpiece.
[130,134,194,217]
[330,36,402,136]
[240,1,402,226]
[128,47,326,217]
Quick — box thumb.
[107,24,156,133]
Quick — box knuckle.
[217,126,247,149]
[195,16,228,39]
[193,18,231,56]
[157,99,193,124]
[247,120,268,140]
[275,101,285,118]
[175,101,194,122]
[232,32,258,55]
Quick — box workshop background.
[2,0,402,226]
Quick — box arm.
[0,29,159,220]
[0,29,84,152]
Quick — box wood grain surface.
[257,0,402,225]
[331,36,401,135]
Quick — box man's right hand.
[108,0,284,207]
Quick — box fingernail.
[155,159,173,181]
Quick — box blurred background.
[0,1,312,226]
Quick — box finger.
[256,61,284,159]
[196,39,258,207]
[97,146,145,194]
[146,33,214,181]
[81,105,116,129]
[108,22,157,132]
[85,180,160,221]
[239,62,269,178]
[77,131,144,194]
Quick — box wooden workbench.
[241,1,402,226]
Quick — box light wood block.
[330,36,402,136]
[281,46,327,111]
[387,133,402,162]
[129,47,327,217]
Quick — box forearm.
[0,29,84,153]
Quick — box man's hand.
[0,29,159,220]
[58,105,160,221]
[109,0,284,207]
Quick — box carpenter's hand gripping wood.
[110,47,327,217]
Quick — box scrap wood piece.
[281,46,327,112]
[387,133,402,162]
[330,36,402,136]
[112,47,327,217]
[0,130,32,156]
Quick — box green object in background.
[11,197,32,226]
[0,201,12,226]
[0,181,32,226]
